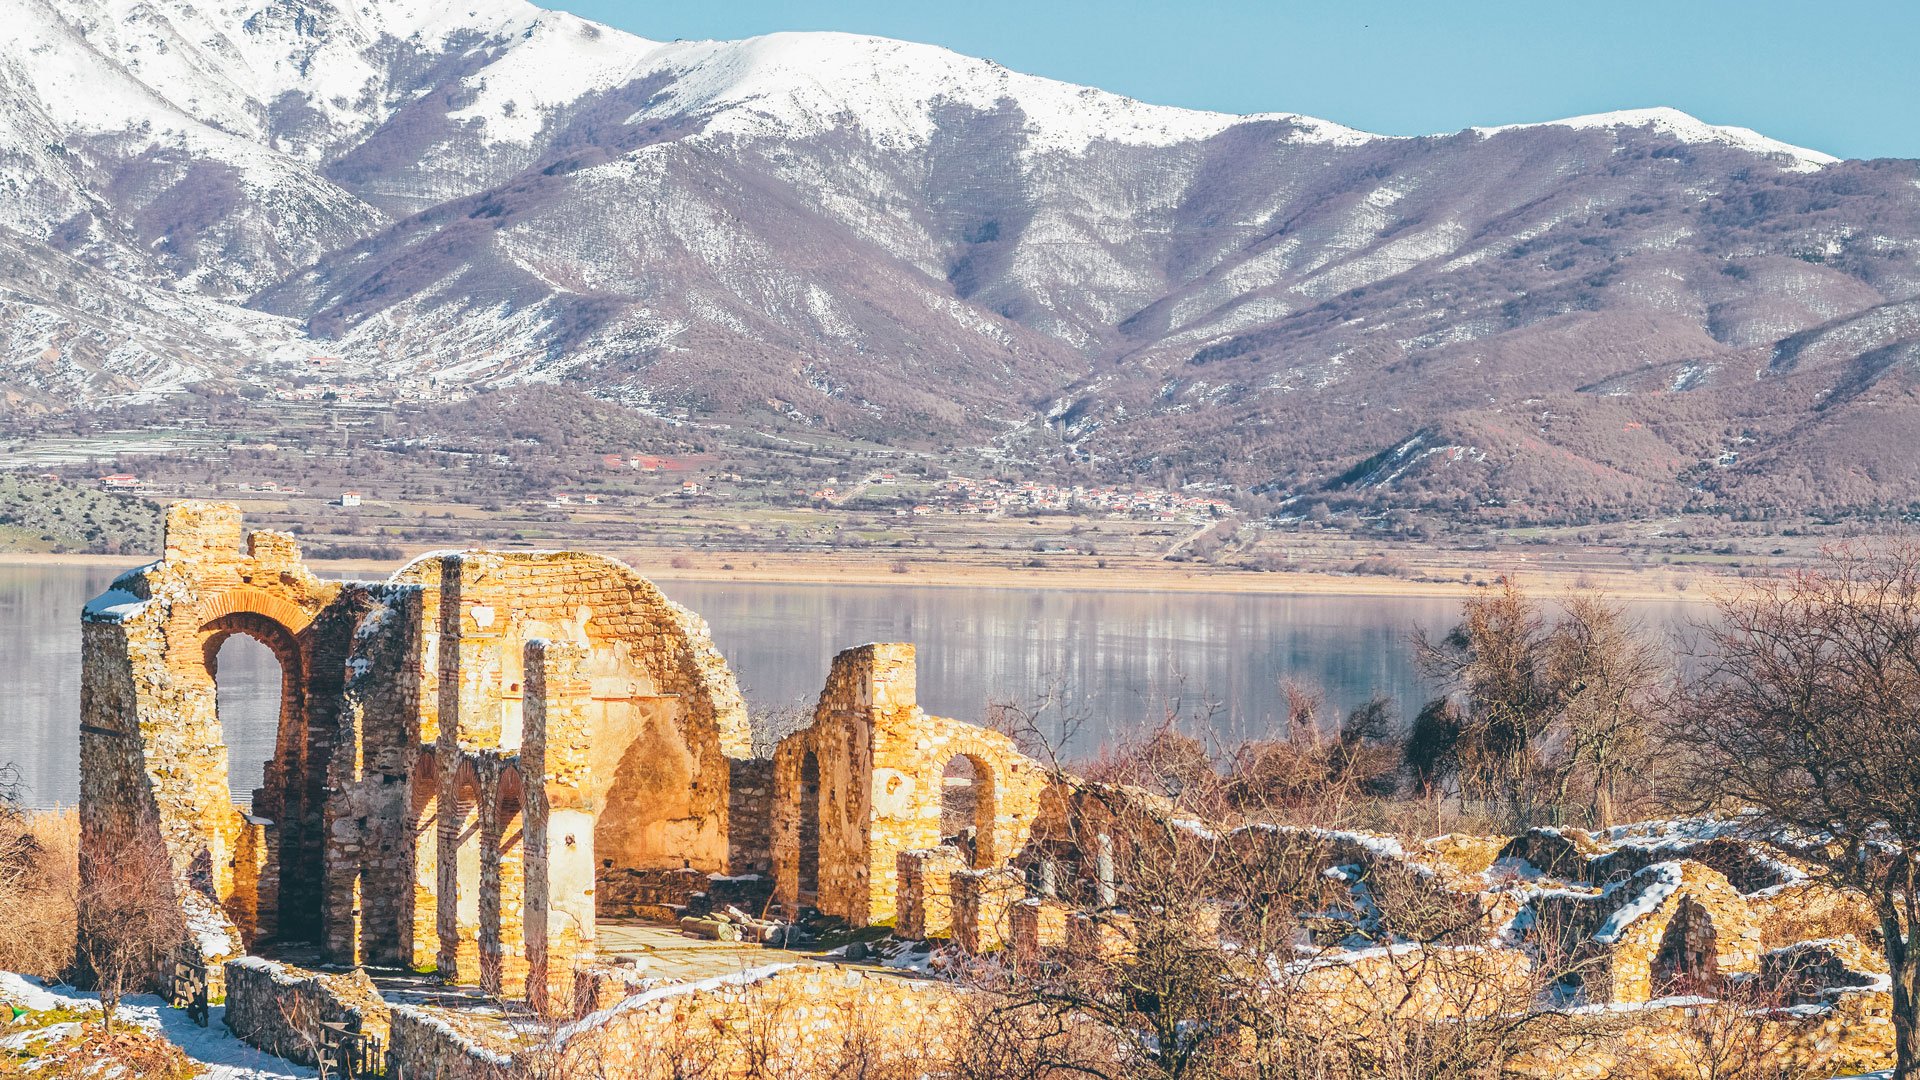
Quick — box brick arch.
[497,762,526,820]
[200,611,304,687]
[451,756,484,802]
[193,585,320,638]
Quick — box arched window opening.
[941,755,994,867]
[1651,899,1719,997]
[797,751,822,904]
[213,633,285,810]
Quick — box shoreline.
[0,549,1718,602]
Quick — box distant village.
[808,473,1235,523]
[79,456,1236,526]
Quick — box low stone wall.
[950,868,1023,953]
[547,963,966,1077]
[1010,897,1070,962]
[595,867,772,921]
[1509,987,1893,1080]
[222,957,389,1066]
[1287,944,1537,1031]
[388,1004,516,1080]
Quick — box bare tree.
[76,833,179,1035]
[1414,579,1668,830]
[1673,544,1920,1078]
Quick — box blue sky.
[542,1,1917,160]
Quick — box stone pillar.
[407,765,439,972]
[1011,897,1070,963]
[524,640,596,1016]
[1067,911,1135,961]
[897,847,969,939]
[479,769,528,998]
[164,501,244,562]
[1095,832,1117,907]
[437,764,483,983]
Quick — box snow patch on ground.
[0,972,315,1078]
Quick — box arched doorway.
[211,634,283,809]
[940,754,996,868]
[1651,899,1719,997]
[201,610,319,944]
[797,750,822,906]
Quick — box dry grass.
[0,807,78,979]
[1757,890,1882,953]
[0,1017,198,1080]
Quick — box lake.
[0,562,1705,808]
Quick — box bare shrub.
[1413,579,1671,830]
[76,831,180,1034]
[1611,982,1800,1080]
[0,771,78,979]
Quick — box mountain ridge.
[3,0,1918,521]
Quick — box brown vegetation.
[0,771,76,979]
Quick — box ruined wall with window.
[770,643,1046,926]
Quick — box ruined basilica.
[80,503,1044,1011]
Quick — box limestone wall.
[80,503,342,965]
[897,847,969,939]
[387,1005,514,1080]
[222,957,390,1067]
[405,550,750,877]
[771,643,1046,925]
[545,963,967,1078]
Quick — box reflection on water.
[0,563,1705,808]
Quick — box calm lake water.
[0,563,1705,808]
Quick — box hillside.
[3,0,1919,520]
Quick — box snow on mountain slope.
[611,32,1382,155]
[11,0,1920,523]
[1474,106,1836,171]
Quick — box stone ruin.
[78,504,1045,1005]
[70,503,1901,1077]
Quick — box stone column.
[479,768,529,998]
[436,762,483,983]
[524,640,596,1016]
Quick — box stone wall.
[545,963,968,1078]
[387,1004,515,1080]
[1507,987,1892,1079]
[950,868,1024,954]
[80,503,343,967]
[771,643,1046,925]
[897,847,969,939]
[726,757,775,875]
[222,957,390,1067]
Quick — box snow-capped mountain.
[4,0,1919,514]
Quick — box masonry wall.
[223,957,391,1067]
[548,963,969,1078]
[79,503,344,967]
[771,643,1046,926]
[409,551,750,877]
